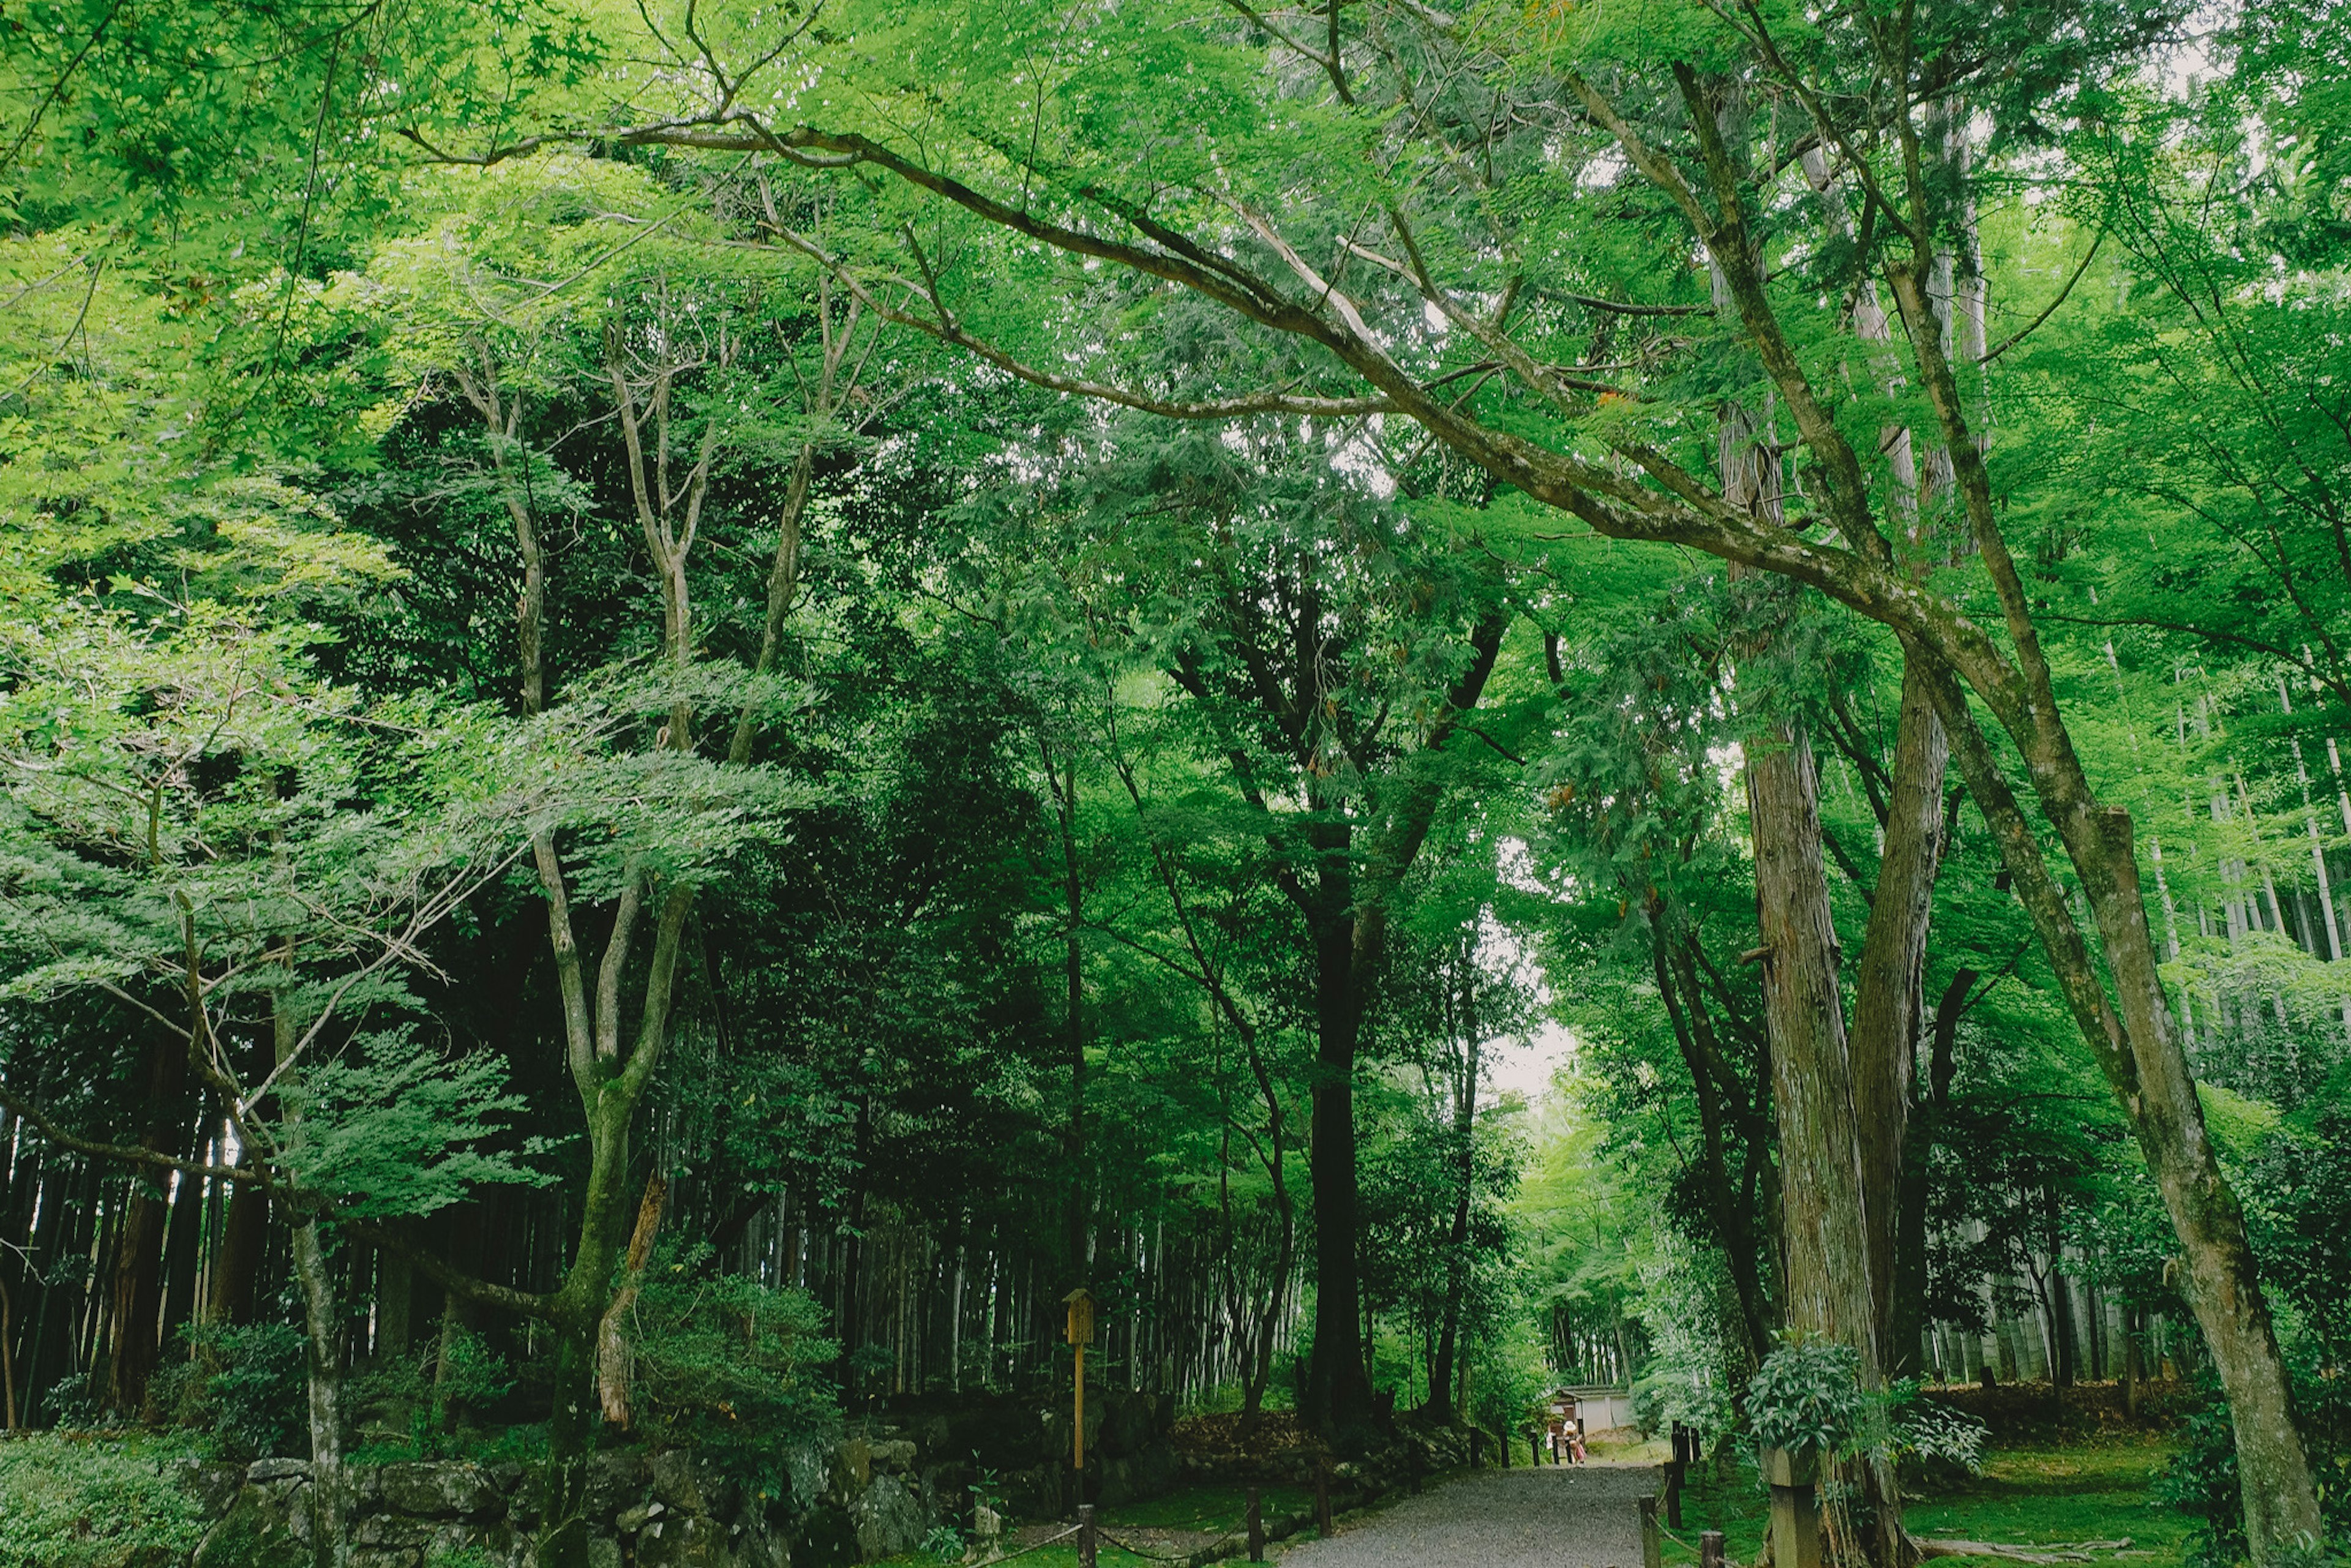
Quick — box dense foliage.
[0,1,2345,1566]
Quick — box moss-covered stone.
[192,1485,310,1568]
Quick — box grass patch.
[1907,1439,2191,1564]
[1659,1438,2186,1568]
[1111,1483,1316,1535]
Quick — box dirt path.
[1274,1464,1662,1568]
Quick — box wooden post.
[1316,1455,1333,1537]
[1063,1286,1095,1500]
[1078,1503,1097,1568]
[1761,1446,1823,1568]
[1640,1495,1663,1568]
[1701,1529,1726,1568]
[1469,1428,1482,1468]
[1246,1486,1264,1562]
[1667,1424,1687,1528]
[1528,1431,1540,1468]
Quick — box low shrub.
[622,1243,839,1497]
[150,1322,307,1460]
[0,1431,208,1568]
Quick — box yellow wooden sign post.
[1063,1286,1096,1479]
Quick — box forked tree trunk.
[1886,230,2327,1554]
[1723,368,1902,1561]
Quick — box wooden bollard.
[1316,1457,1334,1537]
[1640,1494,1663,1568]
[1409,1443,1423,1495]
[1701,1530,1727,1568]
[1246,1485,1265,1562]
[1469,1428,1482,1468]
[1078,1503,1097,1568]
[1528,1431,1541,1468]
[1760,1446,1823,1568]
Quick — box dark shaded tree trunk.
[1425,945,1482,1417]
[1848,659,1949,1380]
[103,1029,187,1414]
[1052,748,1087,1283]
[157,1112,208,1372]
[1303,841,1374,1433]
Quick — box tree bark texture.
[1746,724,1877,1357]
[1847,658,1948,1375]
[1303,842,1374,1433]
[596,1174,667,1428]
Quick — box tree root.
[1917,1539,2135,1563]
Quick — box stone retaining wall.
[171,1386,1182,1567]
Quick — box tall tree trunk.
[1848,658,1948,1379]
[103,1029,187,1414]
[1054,748,1087,1283]
[1745,723,1876,1357]
[1303,836,1374,1435]
[157,1111,208,1372]
[1910,643,2324,1558]
[1718,361,1881,1386]
[1426,945,1482,1417]
[276,969,350,1568]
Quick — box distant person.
[1569,1423,1588,1465]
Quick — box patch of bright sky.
[1479,839,1575,1110]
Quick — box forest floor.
[899,1433,2188,1568]
[1660,1436,2190,1568]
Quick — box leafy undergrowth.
[1171,1411,1331,1472]
[1922,1381,2193,1442]
[1660,1438,2187,1568]
[0,1430,211,1568]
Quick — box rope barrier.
[1096,1529,1212,1563]
[975,1523,1082,1564]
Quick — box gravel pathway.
[1274,1464,1662,1568]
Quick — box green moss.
[187,1484,309,1568]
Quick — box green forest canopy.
[0,0,2347,1564]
